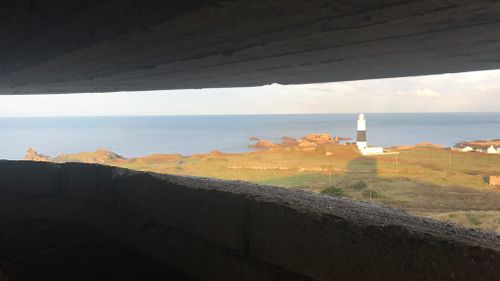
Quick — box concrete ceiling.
[1,0,500,94]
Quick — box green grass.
[349,181,367,190]
[321,186,345,197]
[465,213,482,226]
[361,188,381,199]
[422,211,500,232]
[73,144,500,232]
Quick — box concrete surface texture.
[0,219,196,281]
[1,0,500,94]
[0,160,498,280]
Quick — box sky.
[0,69,499,117]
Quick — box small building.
[460,146,474,152]
[487,145,498,154]
[362,146,384,155]
[489,176,500,186]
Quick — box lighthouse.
[355,113,384,155]
[356,113,367,151]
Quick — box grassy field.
[32,141,500,233]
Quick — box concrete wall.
[0,160,499,280]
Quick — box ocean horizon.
[1,112,499,160]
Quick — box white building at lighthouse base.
[357,144,384,156]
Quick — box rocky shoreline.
[24,134,500,166]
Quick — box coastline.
[2,112,500,159]
[23,133,500,232]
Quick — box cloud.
[1,69,500,116]
[306,83,356,95]
[415,88,441,98]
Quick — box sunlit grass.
[61,143,500,232]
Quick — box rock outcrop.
[250,140,277,150]
[303,133,337,145]
[23,148,50,162]
[23,148,126,164]
[298,140,318,148]
[281,137,299,146]
[53,149,126,164]
[250,134,347,151]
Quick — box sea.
[1,113,499,160]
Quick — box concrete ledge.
[3,1,500,94]
[60,163,115,203]
[114,171,249,252]
[0,160,499,280]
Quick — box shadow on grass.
[259,157,500,212]
[259,156,500,231]
[322,157,378,198]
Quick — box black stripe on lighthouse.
[357,130,366,142]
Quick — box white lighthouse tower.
[356,113,367,151]
[355,113,383,155]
